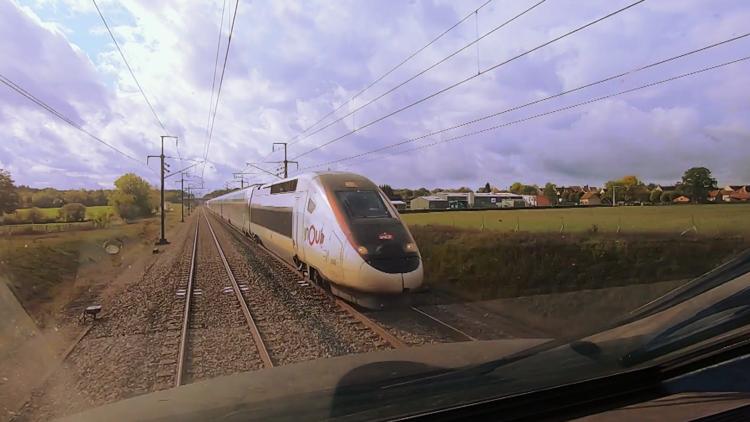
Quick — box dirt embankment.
[411,225,749,300]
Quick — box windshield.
[2,1,750,421]
[336,190,392,219]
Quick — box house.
[534,195,551,207]
[673,195,691,204]
[654,185,677,192]
[390,200,407,210]
[474,192,524,208]
[409,196,449,210]
[720,185,750,202]
[580,191,602,205]
[708,190,721,202]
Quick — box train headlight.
[357,246,369,256]
[404,242,417,252]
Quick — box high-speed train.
[205,171,423,308]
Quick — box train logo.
[306,225,325,246]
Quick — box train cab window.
[307,198,316,213]
[336,190,391,219]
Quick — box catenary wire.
[301,32,750,170]
[285,0,496,147]
[291,0,646,160]
[0,73,149,167]
[289,0,546,151]
[334,56,750,171]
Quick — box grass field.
[13,205,113,221]
[402,203,750,235]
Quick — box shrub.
[93,211,113,228]
[59,203,86,222]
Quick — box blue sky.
[1,0,749,192]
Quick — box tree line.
[378,167,720,205]
[1,169,192,225]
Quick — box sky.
[1,0,749,194]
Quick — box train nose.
[357,253,423,294]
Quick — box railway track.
[167,212,270,387]
[205,207,477,348]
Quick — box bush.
[109,173,156,220]
[93,211,113,228]
[59,203,86,222]
[411,225,748,300]
[2,213,19,225]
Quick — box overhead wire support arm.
[246,163,284,179]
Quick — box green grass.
[403,203,750,235]
[13,205,113,220]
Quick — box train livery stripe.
[250,206,293,237]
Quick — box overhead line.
[301,32,750,170]
[289,0,545,150]
[92,0,167,133]
[202,0,240,178]
[204,0,228,157]
[286,0,495,146]
[291,0,646,160]
[336,56,750,170]
[0,73,147,166]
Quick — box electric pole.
[148,135,177,245]
[232,172,255,189]
[272,142,298,178]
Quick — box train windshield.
[336,190,392,219]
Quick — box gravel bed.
[184,216,262,383]
[361,307,458,346]
[207,212,390,366]
[17,216,198,421]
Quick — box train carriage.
[206,171,423,308]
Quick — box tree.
[543,183,558,204]
[27,207,46,224]
[478,182,491,193]
[509,182,523,194]
[59,203,87,222]
[602,175,646,204]
[649,189,662,204]
[31,189,63,208]
[0,169,20,215]
[414,187,430,197]
[681,167,717,203]
[378,184,397,200]
[660,191,675,203]
[521,185,539,195]
[63,189,88,205]
[109,173,156,220]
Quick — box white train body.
[206,172,423,307]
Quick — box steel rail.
[410,306,478,341]
[202,210,274,368]
[175,220,199,387]
[204,208,407,349]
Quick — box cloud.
[1,0,749,193]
